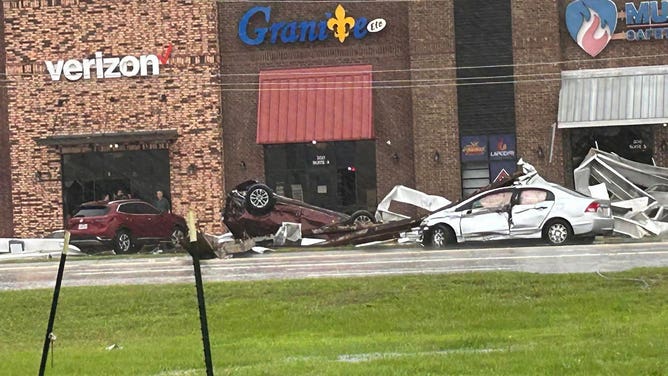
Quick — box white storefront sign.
[45,50,168,81]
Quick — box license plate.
[78,224,88,230]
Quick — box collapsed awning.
[558,65,668,129]
[256,65,373,144]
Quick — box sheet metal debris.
[574,148,668,239]
[0,236,84,260]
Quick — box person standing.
[154,190,171,213]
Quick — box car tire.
[542,219,573,246]
[245,184,276,215]
[113,229,136,254]
[350,210,375,226]
[165,226,186,251]
[423,224,455,249]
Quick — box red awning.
[257,65,373,144]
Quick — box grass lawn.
[1,268,667,375]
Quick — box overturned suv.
[222,180,376,239]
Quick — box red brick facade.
[2,0,223,237]
[2,0,667,237]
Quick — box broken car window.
[472,191,513,209]
[519,189,549,205]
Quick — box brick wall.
[0,2,12,237]
[3,0,223,236]
[407,2,461,202]
[218,2,417,203]
[512,0,566,185]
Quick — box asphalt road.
[2,241,668,291]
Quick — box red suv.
[68,199,187,254]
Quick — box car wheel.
[245,184,276,215]
[543,219,573,246]
[424,224,455,249]
[113,229,136,254]
[166,226,186,250]
[350,210,375,226]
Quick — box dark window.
[570,125,654,167]
[61,150,171,220]
[73,206,109,217]
[264,140,376,213]
[117,203,138,214]
[135,203,161,215]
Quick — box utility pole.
[38,231,70,376]
[186,211,214,376]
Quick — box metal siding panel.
[640,75,650,120]
[633,76,642,119]
[567,80,577,122]
[285,78,300,141]
[626,76,635,121]
[610,77,619,121]
[256,77,267,144]
[314,77,325,142]
[647,75,657,119]
[573,79,583,122]
[656,75,665,118]
[257,66,373,144]
[304,79,316,142]
[343,75,354,140]
[602,77,612,121]
[586,79,596,121]
[329,76,345,140]
[617,77,626,121]
[365,72,374,138]
[559,80,572,123]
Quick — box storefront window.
[570,125,654,167]
[61,150,170,221]
[264,141,376,213]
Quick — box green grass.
[1,269,667,375]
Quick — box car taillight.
[585,202,600,213]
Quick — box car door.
[510,188,555,237]
[459,189,513,241]
[117,203,145,238]
[134,202,165,239]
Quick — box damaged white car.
[420,182,614,248]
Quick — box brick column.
[407,2,461,201]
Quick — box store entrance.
[61,150,170,220]
[570,125,654,168]
[264,141,377,214]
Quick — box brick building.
[1,0,667,237]
[0,0,223,237]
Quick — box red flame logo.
[581,15,610,57]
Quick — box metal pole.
[186,210,214,376]
[38,231,70,376]
[193,255,214,376]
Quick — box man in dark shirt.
[154,190,171,213]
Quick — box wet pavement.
[1,241,668,291]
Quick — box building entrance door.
[264,141,376,214]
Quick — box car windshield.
[73,206,109,217]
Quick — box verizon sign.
[45,45,172,81]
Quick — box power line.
[4,50,667,80]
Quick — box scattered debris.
[0,237,84,260]
[574,148,668,239]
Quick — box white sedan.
[420,183,614,247]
